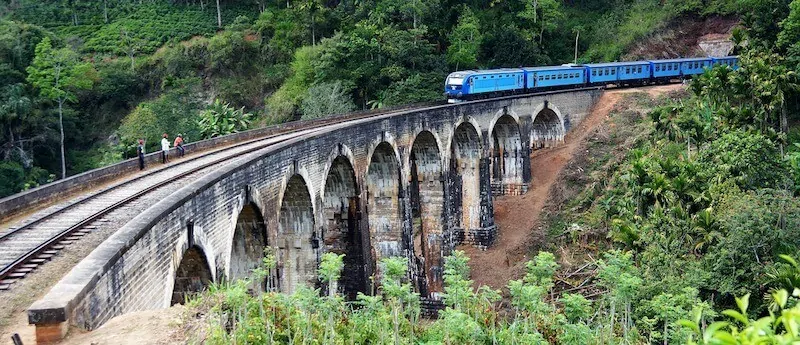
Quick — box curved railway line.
[0,101,442,290]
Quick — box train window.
[591,70,596,76]
[611,69,616,75]
[656,65,661,72]
[637,66,642,73]
[625,67,630,74]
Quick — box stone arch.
[366,141,403,262]
[447,117,483,155]
[409,130,445,296]
[490,115,525,195]
[531,102,566,149]
[230,202,269,292]
[450,121,483,234]
[322,155,368,300]
[171,245,213,305]
[277,174,316,293]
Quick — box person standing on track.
[174,134,185,158]
[161,133,170,164]
[137,138,146,170]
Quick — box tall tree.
[26,37,95,179]
[216,0,222,28]
[447,7,481,70]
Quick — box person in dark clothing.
[137,139,146,170]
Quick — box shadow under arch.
[278,174,316,293]
[171,245,212,305]
[490,114,525,195]
[409,130,445,297]
[532,107,564,149]
[366,141,403,262]
[230,202,270,292]
[450,121,482,233]
[322,155,368,300]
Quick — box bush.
[197,99,253,139]
[299,81,355,120]
[117,79,203,154]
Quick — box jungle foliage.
[0,0,750,197]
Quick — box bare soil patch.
[460,84,686,290]
[624,15,740,60]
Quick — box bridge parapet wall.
[27,88,602,343]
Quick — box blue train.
[444,56,739,103]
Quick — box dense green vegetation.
[188,250,800,344]
[186,25,800,344]
[0,0,745,197]
[179,1,800,343]
[4,0,800,343]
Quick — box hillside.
[0,0,746,198]
[3,0,800,343]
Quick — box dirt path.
[459,84,684,289]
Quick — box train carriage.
[711,56,739,69]
[650,59,683,81]
[585,61,650,86]
[523,66,586,90]
[679,57,713,76]
[444,56,739,103]
[585,64,618,85]
[445,69,524,102]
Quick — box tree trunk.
[574,30,580,64]
[311,13,316,46]
[103,0,108,23]
[58,99,66,179]
[781,101,788,134]
[215,0,221,28]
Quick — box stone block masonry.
[28,88,602,342]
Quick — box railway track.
[0,101,442,290]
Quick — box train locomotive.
[444,56,739,103]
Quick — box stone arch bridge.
[29,89,601,337]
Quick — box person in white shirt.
[161,133,170,164]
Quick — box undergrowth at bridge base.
[185,249,800,344]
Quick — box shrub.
[197,99,253,139]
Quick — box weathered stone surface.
[28,89,602,340]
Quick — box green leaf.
[735,293,750,315]
[772,289,789,309]
[722,309,749,325]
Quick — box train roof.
[447,68,523,78]
[522,65,585,72]
[469,68,524,74]
[584,61,650,68]
[649,57,714,63]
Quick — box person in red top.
[173,134,185,157]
